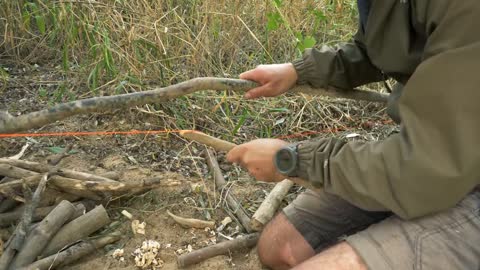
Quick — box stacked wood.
[0,154,182,270]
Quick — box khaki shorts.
[283,189,480,270]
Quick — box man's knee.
[257,213,315,270]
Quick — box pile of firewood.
[0,130,303,269]
[0,149,182,270]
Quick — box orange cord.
[0,119,393,139]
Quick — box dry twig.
[177,233,259,268]
[204,148,252,232]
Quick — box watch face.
[276,148,293,173]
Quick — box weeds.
[0,0,385,142]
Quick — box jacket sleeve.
[292,29,384,89]
[296,41,480,219]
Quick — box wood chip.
[121,210,133,220]
[131,220,146,235]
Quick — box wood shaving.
[132,240,164,269]
[112,248,125,261]
[121,210,133,219]
[131,220,146,235]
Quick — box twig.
[17,233,121,270]
[6,143,30,160]
[177,233,259,268]
[0,78,388,133]
[204,148,252,233]
[167,210,215,229]
[46,144,73,166]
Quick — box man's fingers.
[239,69,261,81]
[226,145,246,164]
[245,84,272,99]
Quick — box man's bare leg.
[292,241,368,270]
[257,213,315,270]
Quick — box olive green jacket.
[292,0,480,219]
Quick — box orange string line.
[0,119,393,139]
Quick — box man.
[227,1,480,269]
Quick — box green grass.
[0,0,381,142]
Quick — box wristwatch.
[274,144,299,177]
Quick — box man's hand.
[240,63,298,99]
[226,139,288,182]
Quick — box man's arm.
[293,30,384,89]
[297,42,480,219]
[239,29,384,99]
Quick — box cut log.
[167,210,215,229]
[8,200,77,269]
[17,233,121,270]
[41,204,110,258]
[204,148,252,232]
[0,78,388,133]
[250,179,294,231]
[177,233,259,268]
[0,172,49,270]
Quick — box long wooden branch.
[0,78,388,133]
